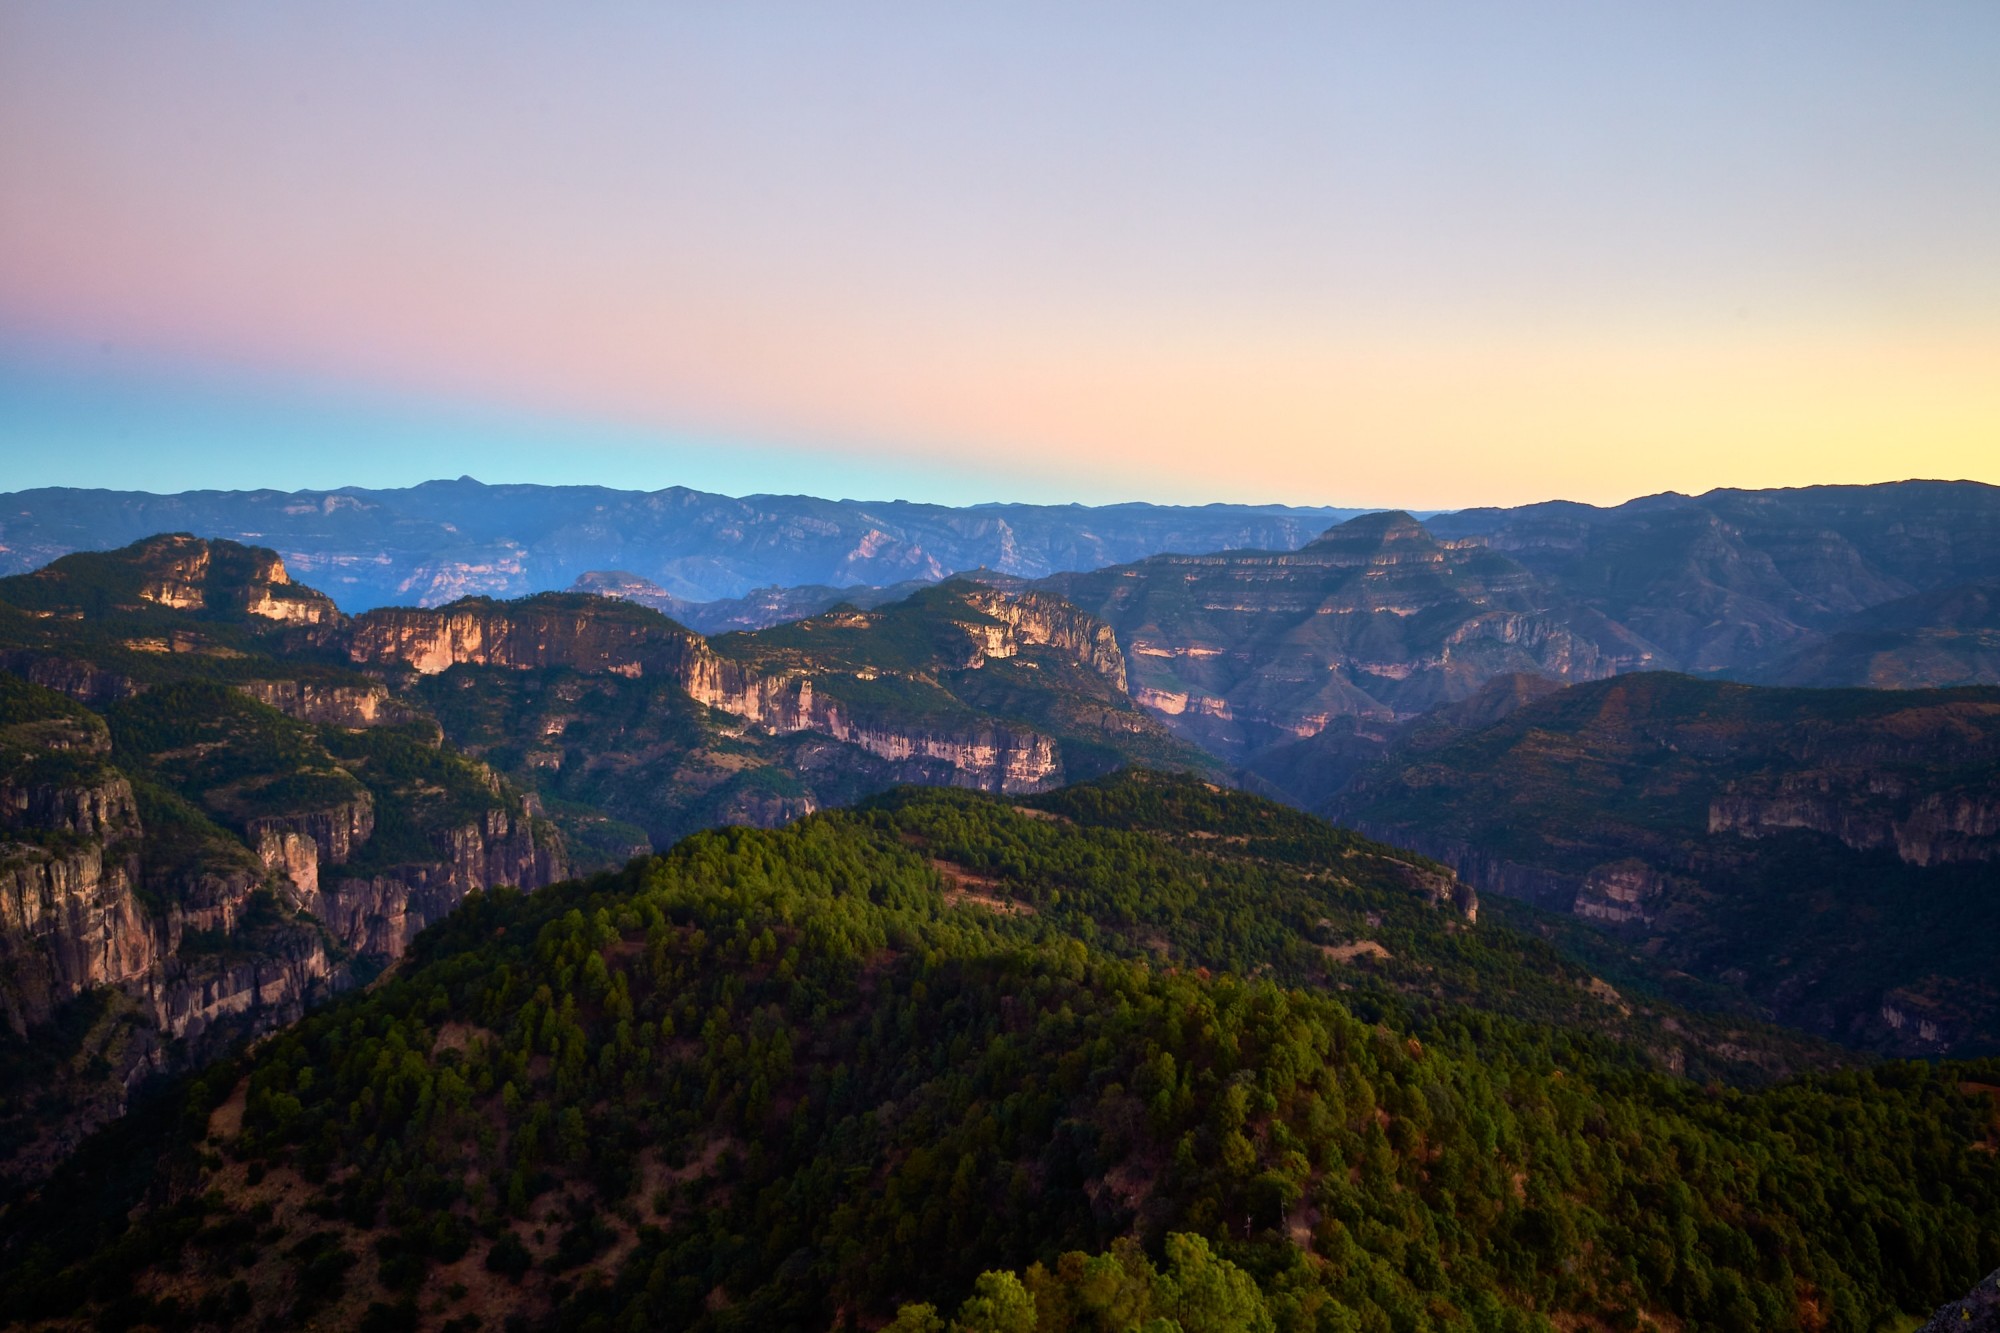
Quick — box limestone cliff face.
[1043,511,1663,761]
[321,806,565,955]
[674,664,1065,793]
[955,587,1129,687]
[245,795,375,910]
[152,926,339,1048]
[237,678,412,727]
[0,741,562,1190]
[0,651,140,706]
[247,796,375,873]
[0,732,154,1033]
[131,535,216,610]
[0,837,152,1034]
[678,656,816,730]
[1710,775,2000,866]
[1571,860,1671,927]
[126,534,341,625]
[815,717,1061,794]
[0,761,341,1047]
[348,596,707,678]
[348,589,1102,794]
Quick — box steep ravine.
[0,700,568,1194]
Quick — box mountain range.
[0,480,1369,609]
[0,533,1214,1194]
[5,481,2000,1327]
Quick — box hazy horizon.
[9,470,1995,522]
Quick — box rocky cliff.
[1710,774,2000,867]
[0,702,152,1034]
[0,566,578,1189]
[236,677,414,727]
[347,583,1156,798]
[1043,511,1661,760]
[4,531,340,627]
[348,593,708,678]
[320,805,564,955]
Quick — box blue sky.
[3,2,1996,506]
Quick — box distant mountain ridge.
[0,478,1371,610]
[1040,481,2000,762]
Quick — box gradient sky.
[2,2,1997,507]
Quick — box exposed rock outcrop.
[152,925,339,1048]
[245,796,375,873]
[0,836,153,1034]
[321,806,565,955]
[1044,511,1662,760]
[1571,860,1670,927]
[237,678,413,727]
[346,587,1122,795]
[0,651,140,706]
[954,587,1129,687]
[1917,1267,2000,1333]
[1710,774,2000,866]
[347,595,708,678]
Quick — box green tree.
[1153,1234,1273,1333]
[951,1271,1037,1333]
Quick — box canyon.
[5,477,2000,1191]
[1327,673,2000,1056]
[0,536,1208,1190]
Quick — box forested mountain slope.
[3,775,1993,1333]
[0,538,1209,1189]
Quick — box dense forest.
[5,774,1995,1332]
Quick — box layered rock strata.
[347,588,1122,794]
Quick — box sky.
[2,1,1997,508]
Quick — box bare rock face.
[348,595,708,678]
[246,796,375,874]
[0,836,153,1034]
[321,806,565,956]
[954,587,1129,687]
[152,926,337,1048]
[1043,511,1663,760]
[347,587,1120,796]
[824,719,1061,794]
[237,678,413,727]
[1572,860,1671,927]
[0,652,141,706]
[122,533,341,625]
[1710,774,2000,866]
[1918,1267,2000,1332]
[0,724,155,1034]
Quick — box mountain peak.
[1,533,340,627]
[1302,509,1433,549]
